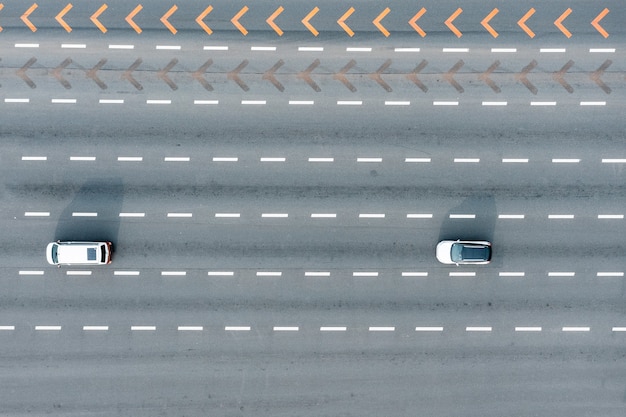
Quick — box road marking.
[443,48,469,52]
[242,100,266,105]
[24,212,50,216]
[161,271,187,276]
[66,271,92,276]
[290,101,314,105]
[402,272,428,277]
[346,47,372,52]
[337,101,362,106]
[260,157,286,162]
[72,212,97,217]
[454,158,480,163]
[562,327,590,332]
[262,213,288,218]
[0,326,15,330]
[119,213,145,217]
[147,100,171,105]
[482,101,508,106]
[395,47,420,52]
[70,156,96,161]
[597,272,624,277]
[256,272,282,276]
[369,327,395,332]
[117,156,142,161]
[466,327,492,332]
[612,327,626,332]
[167,213,192,218]
[552,158,580,163]
[100,99,124,104]
[109,44,134,49]
[178,326,203,331]
[83,326,109,331]
[22,156,46,161]
[449,214,475,219]
[357,158,382,162]
[531,101,556,106]
[540,48,566,53]
[359,213,385,218]
[548,214,574,219]
[156,45,181,50]
[415,326,443,331]
[305,271,331,276]
[498,214,525,219]
[433,101,459,106]
[5,98,30,103]
[212,157,237,162]
[450,272,476,277]
[407,213,433,218]
[311,213,336,218]
[548,272,575,277]
[320,326,347,332]
[515,327,542,332]
[502,158,528,163]
[298,46,324,52]
[385,101,411,106]
[602,159,626,163]
[51,99,77,104]
[114,271,140,276]
[18,270,44,275]
[273,326,299,331]
[35,326,62,331]
[61,44,86,49]
[589,48,615,53]
[499,272,525,277]
[215,213,240,218]
[598,214,624,219]
[491,48,516,53]
[208,271,234,276]
[251,46,277,51]
[131,326,156,331]
[15,43,39,48]
[580,101,606,106]
[194,100,219,105]
[225,326,250,331]
[164,157,190,162]
[405,158,431,163]
[308,157,334,162]
[353,272,379,277]
[203,45,228,51]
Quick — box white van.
[46,241,112,266]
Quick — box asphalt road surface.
[0,0,625,415]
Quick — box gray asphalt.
[0,0,625,415]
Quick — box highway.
[0,0,625,415]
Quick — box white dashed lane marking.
[156,45,181,50]
[203,45,228,51]
[311,213,336,218]
[450,272,476,277]
[466,327,492,332]
[394,47,420,52]
[415,327,443,331]
[100,99,124,104]
[552,158,580,163]
[24,212,50,216]
[109,44,134,49]
[449,214,475,219]
[83,326,109,331]
[0,326,16,330]
[114,271,140,276]
[260,157,285,162]
[262,213,288,218]
[308,157,333,162]
[402,272,428,277]
[61,43,86,49]
[598,214,624,219]
[597,272,624,277]
[590,48,615,53]
[251,46,276,51]
[117,156,142,161]
[72,212,97,217]
[602,159,626,163]
[161,271,187,276]
[298,46,323,52]
[305,271,331,277]
[499,272,525,277]
[580,101,606,106]
[119,213,145,217]
[502,158,528,163]
[5,98,30,103]
[369,327,395,332]
[320,326,347,332]
[164,157,190,162]
[212,157,237,162]
[146,100,171,105]
[178,326,203,331]
[337,100,362,106]
[215,213,240,218]
[548,272,576,277]
[66,271,92,276]
[290,100,314,105]
[540,48,566,53]
[562,327,590,332]
[131,326,156,331]
[407,214,433,218]
[498,214,525,219]
[443,48,469,53]
[225,326,250,331]
[491,48,516,53]
[256,272,282,276]
[482,101,507,106]
[346,47,372,52]
[18,270,44,275]
[433,101,459,106]
[167,213,192,218]
[242,100,266,105]
[359,213,385,218]
[15,43,39,48]
[515,327,542,332]
[35,326,61,331]
[208,271,234,276]
[356,157,382,162]
[194,100,219,105]
[353,272,379,277]
[548,214,574,219]
[273,327,299,331]
[70,156,96,161]
[405,158,431,163]
[454,158,480,163]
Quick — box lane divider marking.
[402,272,428,277]
[499,272,525,277]
[167,213,192,218]
[256,272,282,276]
[225,326,250,331]
[119,213,145,217]
[83,326,109,331]
[353,272,379,277]
[215,213,240,218]
[114,271,140,276]
[548,272,575,277]
[208,271,234,276]
[18,271,44,275]
[450,272,476,277]
[407,214,433,218]
[305,272,330,276]
[273,327,299,331]
[131,326,156,331]
[24,212,50,216]
[72,212,97,217]
[161,271,187,276]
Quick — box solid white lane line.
[273,326,299,331]
[502,158,528,163]
[225,326,250,331]
[256,272,282,276]
[612,327,626,332]
[178,326,203,331]
[161,271,187,276]
[531,101,556,106]
[433,101,459,106]
[72,212,97,217]
[597,272,624,277]
[602,159,626,163]
[24,212,50,216]
[70,156,96,161]
[385,101,410,106]
[405,158,431,163]
[6,98,30,103]
[117,157,142,161]
[562,327,590,332]
[109,44,134,49]
[114,271,140,276]
[449,214,475,219]
[320,326,347,332]
[466,327,492,332]
[548,272,575,277]
[164,157,190,162]
[52,99,77,104]
[395,47,420,52]
[450,272,476,277]
[194,100,219,105]
[498,214,525,219]
[260,157,286,162]
[540,48,566,53]
[308,157,334,162]
[251,46,277,51]
[347,47,372,52]
[131,326,156,331]
[262,213,288,218]
[15,43,39,48]
[353,272,379,277]
[580,101,606,106]
[443,48,469,52]
[208,271,234,276]
[0,326,15,330]
[66,271,92,276]
[415,326,443,331]
[482,101,508,106]
[499,272,525,277]
[402,272,428,277]
[407,214,433,218]
[369,327,395,332]
[454,158,480,163]
[598,214,624,219]
[337,101,363,106]
[35,326,62,331]
[100,99,124,104]
[552,158,580,163]
[242,100,266,105]
[213,157,238,162]
[83,326,109,331]
[167,213,192,218]
[203,45,228,51]
[359,213,385,218]
[311,213,336,218]
[590,48,615,53]
[548,214,574,219]
[515,327,542,332]
[491,48,516,53]
[290,101,314,105]
[61,43,86,49]
[305,271,331,277]
[156,45,181,50]
[18,271,44,275]
[298,46,324,52]
[119,213,145,217]
[146,100,171,104]
[215,213,241,218]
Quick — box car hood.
[436,241,454,264]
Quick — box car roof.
[56,242,102,263]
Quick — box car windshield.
[51,244,58,263]
[450,243,464,262]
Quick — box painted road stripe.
[215,213,241,218]
[100,99,124,104]
[597,272,624,277]
[72,212,97,217]
[580,101,606,106]
[66,271,92,276]
[0,326,15,330]
[353,272,379,277]
[515,327,542,332]
[552,158,580,163]
[357,158,382,162]
[482,101,508,106]
[402,272,428,277]
[147,100,171,104]
[262,213,288,218]
[548,214,574,219]
[208,271,234,276]
[117,157,142,161]
[161,271,187,276]
[305,271,331,277]
[320,326,347,331]
[311,213,336,218]
[443,48,469,52]
[61,43,86,49]
[5,98,30,103]
[273,326,299,331]
[415,327,443,331]
[359,214,385,218]
[203,46,228,51]
[405,158,431,163]
[15,43,39,48]
[454,158,480,163]
[178,326,203,331]
[612,327,626,332]
[433,101,459,106]
[347,47,372,52]
[540,48,566,53]
[213,157,238,162]
[119,213,145,217]
[251,46,276,51]
[35,326,62,331]
[531,101,556,106]
[308,158,334,162]
[70,156,96,161]
[167,213,192,218]
[499,272,525,277]
[598,214,624,219]
[491,48,516,53]
[590,48,615,53]
[109,44,134,49]
[22,156,46,161]
[260,157,286,162]
[369,327,395,332]
[502,158,528,163]
[498,214,525,219]
[242,100,266,105]
[298,46,324,52]
[450,214,475,219]
[194,100,219,105]
[548,272,575,277]
[466,327,492,332]
[602,159,626,163]
[24,212,50,217]
[337,101,362,106]
[385,101,410,106]
[395,47,420,52]
[164,157,190,162]
[290,100,314,105]
[562,327,590,332]
[407,214,433,218]
[131,326,156,331]
[18,270,44,275]
[450,272,476,277]
[52,99,77,104]
[114,271,140,276]
[256,272,282,276]
[156,45,181,50]
[83,326,109,331]
[225,326,250,331]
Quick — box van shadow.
[439,196,497,243]
[54,178,123,248]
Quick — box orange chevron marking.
[267,6,284,36]
[591,8,609,38]
[161,5,177,34]
[517,8,535,38]
[126,5,142,34]
[445,8,462,38]
[231,6,248,36]
[481,8,499,38]
[21,3,38,32]
[196,5,213,35]
[56,3,72,32]
[90,4,107,33]
[0,4,4,32]
[409,8,426,37]
[554,8,572,38]
[337,7,355,37]
[373,7,391,37]
[302,7,319,36]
